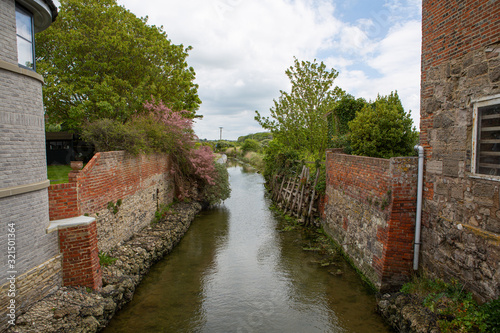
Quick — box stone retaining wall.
[0,255,62,330]
[7,202,202,333]
[323,151,418,291]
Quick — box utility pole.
[219,127,223,140]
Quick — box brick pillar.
[58,219,102,290]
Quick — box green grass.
[47,165,72,184]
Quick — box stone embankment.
[377,293,440,333]
[7,202,202,333]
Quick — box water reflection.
[104,165,390,333]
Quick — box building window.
[16,4,35,70]
[472,95,500,177]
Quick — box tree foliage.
[36,0,201,132]
[82,100,229,205]
[255,58,344,160]
[348,92,418,158]
[328,94,367,137]
[241,139,261,153]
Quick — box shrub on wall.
[81,118,145,154]
[348,92,418,159]
[82,99,231,205]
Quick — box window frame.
[15,3,36,71]
[471,94,500,180]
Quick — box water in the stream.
[103,163,391,333]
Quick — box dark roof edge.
[42,0,58,21]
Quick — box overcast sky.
[55,0,422,140]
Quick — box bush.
[81,118,144,154]
[262,139,300,178]
[83,100,231,204]
[215,140,235,152]
[348,92,418,158]
[224,147,239,158]
[199,162,231,206]
[242,152,265,170]
[241,138,261,153]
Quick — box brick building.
[419,0,499,301]
[0,0,59,328]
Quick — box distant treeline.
[237,132,272,143]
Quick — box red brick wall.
[327,153,391,206]
[58,221,102,290]
[77,151,171,214]
[421,0,499,74]
[48,183,78,221]
[324,151,418,290]
[48,151,171,219]
[48,151,173,290]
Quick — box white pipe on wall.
[413,145,424,270]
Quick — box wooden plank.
[284,171,300,213]
[307,169,320,225]
[290,166,306,216]
[297,167,309,218]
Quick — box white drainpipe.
[413,145,424,270]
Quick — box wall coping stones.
[47,215,96,233]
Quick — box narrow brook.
[103,163,391,333]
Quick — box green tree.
[329,94,367,136]
[327,94,367,151]
[255,58,344,159]
[36,0,201,132]
[348,92,418,158]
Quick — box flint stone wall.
[420,0,500,302]
[323,151,418,291]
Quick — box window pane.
[477,104,500,176]
[17,37,33,68]
[16,9,32,41]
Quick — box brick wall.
[59,221,102,290]
[0,0,17,64]
[0,1,61,329]
[323,150,418,291]
[48,151,174,252]
[419,0,500,301]
[48,183,78,221]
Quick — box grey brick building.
[0,0,59,329]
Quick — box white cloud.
[116,0,422,139]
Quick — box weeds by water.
[401,276,500,332]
